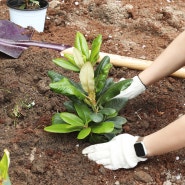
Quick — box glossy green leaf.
[89,34,102,65]
[0,149,10,183]
[91,121,114,134]
[94,56,111,76]
[96,78,114,99]
[77,127,91,139]
[108,116,127,129]
[51,113,65,125]
[73,47,84,68]
[74,103,92,123]
[44,124,82,133]
[88,134,109,144]
[60,112,84,126]
[63,101,75,112]
[90,113,104,123]
[48,70,64,82]
[74,32,89,60]
[53,58,80,72]
[97,79,132,105]
[49,78,86,100]
[99,108,116,116]
[104,97,128,112]
[63,53,76,65]
[94,56,112,93]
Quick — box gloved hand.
[116,76,146,100]
[82,134,147,170]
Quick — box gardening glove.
[82,134,147,170]
[116,76,146,100]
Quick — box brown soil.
[0,0,185,184]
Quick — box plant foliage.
[0,149,11,185]
[44,31,132,143]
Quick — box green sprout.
[0,149,11,185]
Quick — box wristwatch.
[134,137,147,157]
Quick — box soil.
[0,0,185,184]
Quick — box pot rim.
[6,0,48,11]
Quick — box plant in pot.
[6,0,48,32]
[44,32,132,143]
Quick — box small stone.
[134,170,153,183]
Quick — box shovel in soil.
[0,20,70,58]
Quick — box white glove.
[82,134,147,170]
[116,76,146,100]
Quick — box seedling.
[44,32,132,143]
[0,149,11,185]
[19,0,40,9]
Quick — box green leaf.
[97,79,132,106]
[49,78,86,100]
[108,116,127,129]
[99,108,116,116]
[79,62,95,94]
[51,113,65,125]
[0,149,10,182]
[73,47,84,68]
[90,113,104,123]
[63,53,76,65]
[74,103,92,123]
[44,124,82,133]
[48,70,64,82]
[88,134,109,144]
[53,58,80,72]
[60,112,84,126]
[77,127,91,139]
[89,34,102,65]
[104,97,128,112]
[91,121,114,134]
[94,56,111,76]
[30,0,39,5]
[63,101,75,112]
[74,32,89,60]
[96,78,114,99]
[19,4,26,9]
[94,56,112,93]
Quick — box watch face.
[134,142,145,157]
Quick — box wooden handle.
[61,47,185,78]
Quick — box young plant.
[0,149,11,185]
[44,32,132,143]
[19,0,40,9]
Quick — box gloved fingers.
[82,143,110,155]
[86,150,110,161]
[119,77,126,81]
[104,164,119,170]
[138,157,147,162]
[96,158,111,166]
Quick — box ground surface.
[0,0,185,184]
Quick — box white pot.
[7,0,48,32]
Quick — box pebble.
[134,170,153,183]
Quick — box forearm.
[143,115,185,157]
[139,31,185,86]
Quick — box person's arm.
[82,31,185,170]
[118,30,185,100]
[139,30,185,86]
[144,115,185,157]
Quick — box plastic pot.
[6,0,48,32]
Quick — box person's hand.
[116,76,146,100]
[82,134,147,170]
